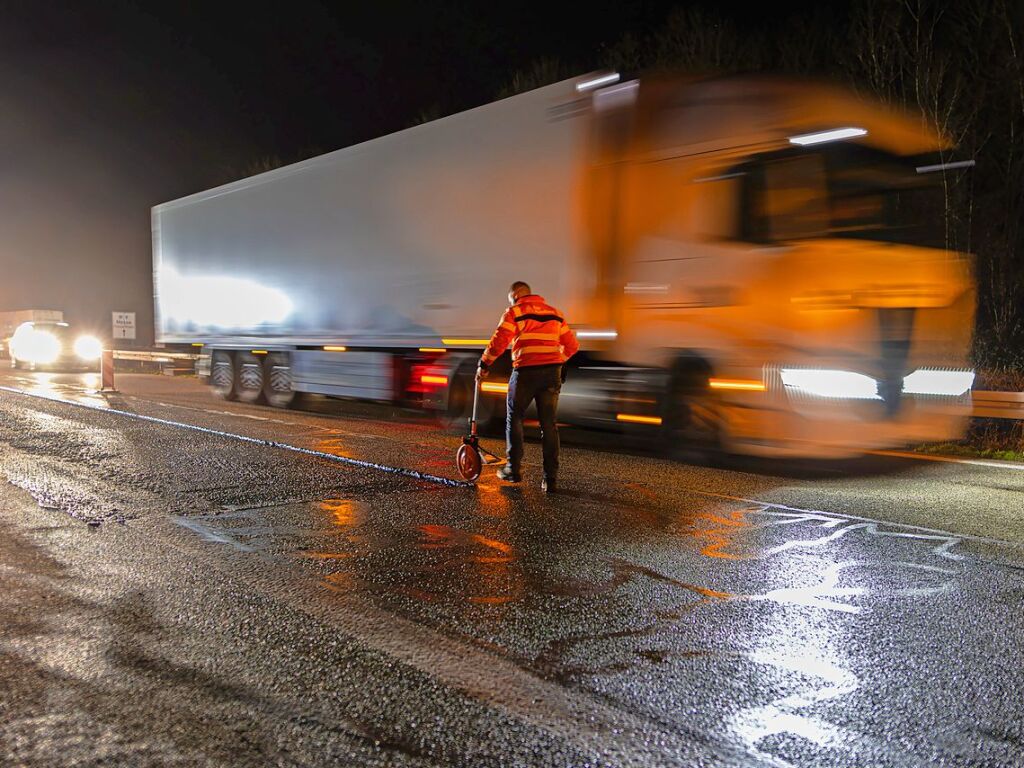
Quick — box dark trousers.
[506,364,562,479]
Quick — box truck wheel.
[442,367,474,431]
[234,352,265,404]
[662,365,724,466]
[262,352,296,408]
[442,364,498,432]
[210,350,237,400]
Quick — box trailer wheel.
[262,352,296,408]
[210,350,237,400]
[234,352,265,404]
[662,362,724,466]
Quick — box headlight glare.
[902,369,974,396]
[74,335,103,360]
[11,330,61,364]
[781,368,881,400]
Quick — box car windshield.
[743,144,951,249]
[33,323,74,340]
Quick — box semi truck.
[152,72,975,458]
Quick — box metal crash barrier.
[97,349,200,392]
[972,390,1024,420]
[92,350,1024,424]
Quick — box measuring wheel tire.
[456,441,483,482]
[210,350,237,401]
[262,352,296,408]
[234,352,266,404]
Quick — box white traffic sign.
[112,311,136,340]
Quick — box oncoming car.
[8,321,103,371]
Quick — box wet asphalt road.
[1,370,1023,767]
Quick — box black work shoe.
[541,477,557,494]
[496,465,522,482]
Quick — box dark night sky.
[0,0,835,342]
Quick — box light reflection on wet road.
[1,370,1023,766]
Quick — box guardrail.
[95,353,1024,422]
[972,390,1024,420]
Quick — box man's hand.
[476,364,489,381]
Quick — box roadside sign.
[112,311,136,340]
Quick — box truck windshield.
[742,144,949,249]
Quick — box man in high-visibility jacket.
[477,281,579,493]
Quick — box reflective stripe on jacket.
[480,294,579,369]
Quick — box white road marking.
[869,449,1024,471]
[676,487,1023,551]
[0,385,469,488]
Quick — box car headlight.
[74,335,103,360]
[11,330,61,364]
[780,368,881,400]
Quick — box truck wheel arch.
[661,351,726,465]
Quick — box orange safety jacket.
[480,294,579,370]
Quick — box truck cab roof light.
[575,73,620,92]
[788,127,867,146]
[916,159,975,174]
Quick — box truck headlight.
[74,335,103,360]
[781,368,881,400]
[12,330,61,364]
[902,369,974,396]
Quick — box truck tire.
[234,352,265,404]
[262,352,296,408]
[210,350,237,400]
[662,361,724,466]
[442,364,499,433]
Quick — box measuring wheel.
[456,438,483,482]
[454,378,504,482]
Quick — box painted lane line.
[869,449,1024,472]
[0,385,472,489]
[676,486,1024,551]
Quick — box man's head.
[508,281,531,306]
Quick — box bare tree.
[497,58,570,99]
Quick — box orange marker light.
[323,345,347,352]
[441,338,490,346]
[708,378,766,392]
[421,374,449,386]
[616,413,663,426]
[419,347,447,353]
[481,381,509,395]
